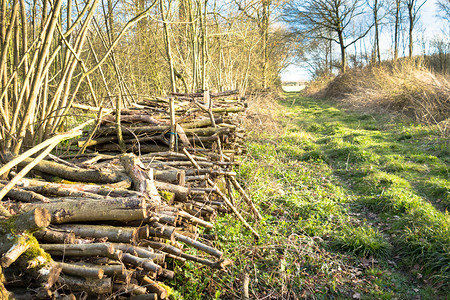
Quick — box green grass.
[170,93,449,299]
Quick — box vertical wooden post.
[116,94,126,153]
[203,89,210,106]
[204,90,215,127]
[169,97,176,152]
[204,89,222,159]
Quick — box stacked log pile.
[0,90,261,299]
[75,89,246,156]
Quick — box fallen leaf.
[387,260,397,266]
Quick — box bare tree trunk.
[262,0,269,88]
[408,1,414,58]
[13,0,64,153]
[394,0,400,60]
[200,0,208,90]
[338,30,346,72]
[160,0,176,93]
[373,0,381,63]
[188,0,199,91]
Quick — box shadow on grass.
[279,93,449,212]
[276,93,449,290]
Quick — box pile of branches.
[0,90,260,299]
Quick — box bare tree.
[284,0,373,72]
[437,0,450,22]
[160,0,177,93]
[430,33,450,74]
[0,0,291,158]
[301,34,335,78]
[235,0,280,88]
[0,0,159,154]
[405,0,427,58]
[391,0,403,60]
[369,0,386,63]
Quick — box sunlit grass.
[171,93,448,299]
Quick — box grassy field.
[170,92,449,299]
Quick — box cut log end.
[33,207,51,229]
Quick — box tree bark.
[20,198,147,224]
[130,293,158,300]
[54,224,148,243]
[160,0,176,93]
[208,178,260,239]
[34,228,76,244]
[0,234,30,268]
[228,176,262,221]
[121,253,161,274]
[154,181,190,202]
[338,30,346,72]
[394,0,400,60]
[40,243,116,257]
[96,125,229,136]
[408,1,414,58]
[60,262,104,279]
[112,243,164,263]
[9,207,51,232]
[94,143,169,153]
[120,153,161,205]
[138,276,168,299]
[17,179,141,198]
[152,223,223,258]
[58,274,112,294]
[5,154,129,184]
[72,263,125,276]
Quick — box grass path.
[172,93,449,299]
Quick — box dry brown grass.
[240,90,284,136]
[303,74,335,97]
[306,60,450,133]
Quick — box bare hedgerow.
[240,90,285,136]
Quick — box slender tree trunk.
[160,0,176,93]
[187,0,198,91]
[213,6,223,91]
[408,2,414,58]
[12,8,20,124]
[329,38,333,73]
[262,0,269,89]
[373,0,381,63]
[19,0,29,101]
[13,0,64,154]
[0,0,7,145]
[338,30,346,72]
[394,0,400,60]
[200,0,208,90]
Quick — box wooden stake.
[169,97,176,152]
